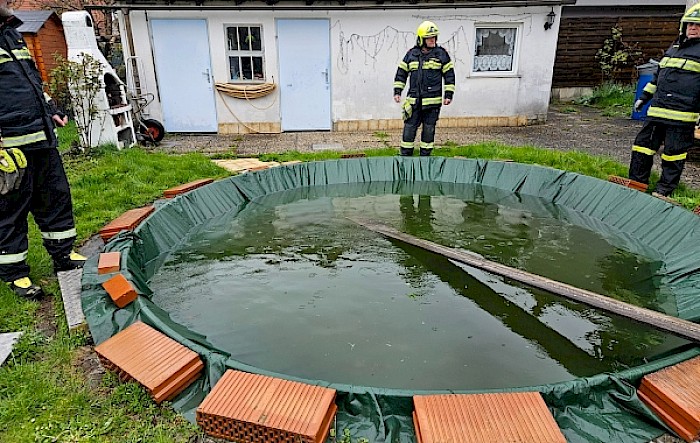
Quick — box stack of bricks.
[196,370,337,443]
[638,356,700,442]
[163,178,214,198]
[95,321,204,404]
[412,392,566,443]
[99,206,154,241]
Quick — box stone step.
[57,268,86,333]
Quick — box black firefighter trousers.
[400,104,441,156]
[0,148,76,282]
[629,120,694,196]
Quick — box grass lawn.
[0,126,698,442]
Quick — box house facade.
[115,0,573,134]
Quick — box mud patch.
[72,345,106,390]
[35,295,57,339]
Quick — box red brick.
[95,322,203,404]
[608,175,648,192]
[99,206,154,241]
[639,356,700,442]
[413,392,566,443]
[101,273,138,308]
[163,178,214,198]
[97,252,121,275]
[197,370,337,443]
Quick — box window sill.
[469,73,521,78]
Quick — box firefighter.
[629,4,700,197]
[0,4,85,299]
[393,21,455,156]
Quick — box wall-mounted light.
[544,7,556,30]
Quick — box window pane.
[227,27,239,51]
[474,28,516,72]
[239,27,250,51]
[253,56,264,79]
[229,56,240,80]
[241,56,253,80]
[251,27,262,51]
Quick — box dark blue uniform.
[1,14,77,284]
[394,46,455,156]
[629,35,700,195]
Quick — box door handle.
[322,69,329,84]
[202,68,211,84]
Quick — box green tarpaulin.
[81,157,700,442]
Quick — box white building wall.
[122,5,561,131]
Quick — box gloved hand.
[0,148,27,195]
[634,99,644,112]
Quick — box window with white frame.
[226,25,265,81]
[473,27,517,73]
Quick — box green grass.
[0,141,228,442]
[1,126,699,441]
[57,120,79,153]
[573,82,636,117]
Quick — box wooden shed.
[552,0,685,95]
[15,10,67,83]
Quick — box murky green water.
[149,182,688,390]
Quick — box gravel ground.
[150,105,691,443]
[154,104,700,191]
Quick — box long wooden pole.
[351,218,700,343]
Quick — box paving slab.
[0,332,22,366]
[213,158,280,173]
[58,269,86,333]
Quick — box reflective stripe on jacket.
[639,37,700,126]
[0,19,57,150]
[393,46,455,108]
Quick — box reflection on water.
[149,182,687,390]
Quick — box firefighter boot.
[53,251,87,273]
[419,148,432,156]
[9,277,44,299]
[400,147,414,156]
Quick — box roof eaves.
[104,0,576,10]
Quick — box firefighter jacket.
[0,16,59,151]
[639,36,700,126]
[393,46,455,108]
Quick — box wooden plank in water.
[351,218,700,343]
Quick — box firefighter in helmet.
[628,4,700,197]
[393,21,455,156]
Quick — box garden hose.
[215,82,276,100]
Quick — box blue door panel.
[151,20,218,132]
[277,19,331,131]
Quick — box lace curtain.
[474,28,516,72]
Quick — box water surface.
[149,182,686,390]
